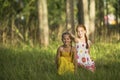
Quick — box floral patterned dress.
[76,42,95,71]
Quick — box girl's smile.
[77,27,86,38]
[62,35,71,47]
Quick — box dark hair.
[62,32,73,57]
[76,24,89,49]
[62,32,72,42]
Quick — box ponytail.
[85,34,89,49]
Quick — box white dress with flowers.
[76,42,95,71]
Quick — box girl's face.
[62,34,71,46]
[77,27,86,38]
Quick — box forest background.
[0,0,120,80]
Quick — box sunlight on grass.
[0,42,120,80]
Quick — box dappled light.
[0,0,120,80]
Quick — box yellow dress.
[58,52,75,75]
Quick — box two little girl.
[56,24,96,75]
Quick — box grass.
[0,42,120,80]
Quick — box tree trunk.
[95,0,104,42]
[77,0,90,37]
[89,0,95,41]
[82,0,90,37]
[38,0,49,47]
[77,0,84,24]
[66,0,75,33]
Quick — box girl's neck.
[78,37,85,42]
[62,45,72,53]
[63,45,71,48]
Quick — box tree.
[66,0,75,33]
[77,0,84,24]
[38,0,49,47]
[77,0,95,40]
[77,0,90,36]
[89,0,95,41]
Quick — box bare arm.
[68,31,78,43]
[55,47,61,69]
[72,47,77,73]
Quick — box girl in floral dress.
[55,32,77,75]
[70,24,95,72]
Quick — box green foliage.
[0,0,15,20]
[0,0,119,45]
[0,42,120,80]
[48,0,66,25]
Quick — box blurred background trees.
[0,0,120,47]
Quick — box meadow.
[0,42,120,80]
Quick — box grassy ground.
[0,42,120,80]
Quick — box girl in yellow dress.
[55,32,77,75]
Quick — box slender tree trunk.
[116,0,120,40]
[38,0,49,47]
[66,0,75,33]
[82,0,90,37]
[77,0,84,24]
[77,0,90,36]
[89,0,95,41]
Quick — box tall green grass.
[0,42,120,80]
